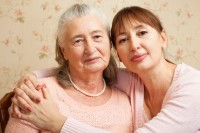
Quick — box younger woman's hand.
[18,86,66,132]
[10,72,45,118]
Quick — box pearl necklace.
[67,72,106,97]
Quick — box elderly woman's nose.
[84,39,95,54]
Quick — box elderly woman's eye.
[73,39,84,46]
[93,35,103,42]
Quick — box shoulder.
[165,63,200,108]
[38,76,63,98]
[38,76,62,89]
[170,63,200,91]
[175,63,200,81]
[39,76,57,82]
[112,87,129,98]
[110,87,131,108]
[171,63,200,90]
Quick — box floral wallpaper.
[0,0,200,98]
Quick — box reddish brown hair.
[111,6,163,47]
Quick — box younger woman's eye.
[118,38,129,44]
[138,31,148,36]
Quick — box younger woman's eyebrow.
[116,31,126,37]
[132,24,145,30]
[116,24,145,37]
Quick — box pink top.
[5,77,133,133]
[7,63,200,133]
[63,63,200,133]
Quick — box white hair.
[57,4,110,45]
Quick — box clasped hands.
[10,73,66,133]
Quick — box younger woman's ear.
[160,30,168,48]
[117,54,122,62]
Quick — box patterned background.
[0,0,200,98]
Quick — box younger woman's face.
[115,20,167,73]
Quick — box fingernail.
[27,107,32,112]
[36,85,41,90]
[36,98,41,103]
[24,79,28,82]
[15,113,20,118]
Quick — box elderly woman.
[5,4,133,133]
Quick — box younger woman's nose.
[129,37,140,51]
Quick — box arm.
[33,67,58,78]
[112,68,133,96]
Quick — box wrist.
[51,114,67,133]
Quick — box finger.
[19,84,41,103]
[7,104,19,118]
[17,73,36,88]
[27,73,44,90]
[12,96,32,112]
[12,104,22,118]
[41,85,50,99]
[13,89,33,112]
[23,79,39,94]
[20,113,32,123]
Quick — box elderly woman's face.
[61,15,111,73]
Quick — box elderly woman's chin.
[84,63,108,72]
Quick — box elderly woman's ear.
[61,47,68,61]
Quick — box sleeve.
[112,68,133,96]
[5,117,39,133]
[60,118,110,133]
[33,67,58,78]
[134,79,200,133]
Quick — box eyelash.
[73,35,103,46]
[117,30,148,44]
[93,35,103,42]
[119,38,129,44]
[73,39,84,46]
[138,31,148,36]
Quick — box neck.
[67,70,106,97]
[139,60,176,93]
[69,69,103,89]
[138,60,176,116]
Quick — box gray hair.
[57,4,110,45]
[55,4,118,88]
